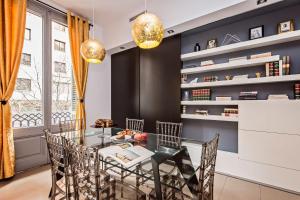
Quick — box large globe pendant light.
[80,0,106,64]
[131,0,164,49]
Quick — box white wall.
[85,25,111,129]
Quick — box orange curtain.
[0,0,27,179]
[67,12,89,129]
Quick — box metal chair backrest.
[44,129,71,199]
[66,140,114,200]
[198,134,220,200]
[156,121,183,148]
[59,119,84,134]
[126,118,144,132]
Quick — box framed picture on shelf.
[206,39,218,49]
[278,20,295,34]
[249,25,264,40]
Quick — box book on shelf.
[266,57,290,77]
[201,60,214,66]
[239,91,258,100]
[203,76,218,82]
[98,143,154,168]
[295,83,300,99]
[192,89,211,100]
[250,52,272,59]
[216,96,232,101]
[268,94,289,100]
[282,56,290,75]
[229,56,247,63]
[222,107,238,117]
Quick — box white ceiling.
[46,0,245,27]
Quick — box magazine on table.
[98,143,154,168]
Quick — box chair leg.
[121,169,124,198]
[51,174,56,200]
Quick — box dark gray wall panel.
[181,2,300,152]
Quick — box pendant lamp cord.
[92,0,95,39]
[144,0,147,13]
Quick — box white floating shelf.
[181,74,300,88]
[181,55,280,75]
[181,101,239,105]
[181,114,238,122]
[181,30,300,61]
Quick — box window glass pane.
[52,21,76,124]
[11,12,43,128]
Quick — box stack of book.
[222,108,238,117]
[192,89,211,100]
[203,76,218,82]
[239,91,258,100]
[268,94,289,100]
[216,96,232,101]
[250,52,272,59]
[295,84,300,99]
[265,61,282,77]
[229,56,247,63]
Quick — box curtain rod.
[33,0,93,27]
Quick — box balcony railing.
[12,112,74,128]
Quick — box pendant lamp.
[131,0,164,49]
[80,0,106,63]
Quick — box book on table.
[99,143,154,168]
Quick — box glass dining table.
[49,128,203,200]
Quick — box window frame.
[13,0,70,139]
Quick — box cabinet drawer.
[239,129,300,170]
[239,101,300,135]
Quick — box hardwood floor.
[0,165,299,200]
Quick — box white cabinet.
[239,100,300,135]
[238,100,300,171]
[239,129,300,170]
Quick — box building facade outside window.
[21,53,31,66]
[25,28,31,40]
[54,39,66,52]
[16,78,32,91]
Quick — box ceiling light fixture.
[131,0,164,49]
[80,0,106,64]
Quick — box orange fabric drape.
[67,12,89,129]
[0,0,27,179]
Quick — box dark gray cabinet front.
[111,35,181,132]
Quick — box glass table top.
[46,128,204,194]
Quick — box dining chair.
[66,137,147,200]
[126,118,144,132]
[149,134,220,200]
[136,121,183,189]
[156,121,183,149]
[59,119,84,133]
[44,129,73,200]
[105,118,144,197]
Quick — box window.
[11,5,76,129]
[54,61,66,73]
[52,21,76,125]
[11,11,43,128]
[25,28,31,40]
[16,78,31,91]
[54,40,66,52]
[21,53,31,65]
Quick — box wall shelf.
[181,55,280,75]
[181,30,300,61]
[181,114,238,122]
[181,74,300,88]
[181,100,239,105]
